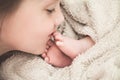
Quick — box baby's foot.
[53,32,95,59]
[42,40,72,68]
[53,32,81,59]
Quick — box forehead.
[39,0,60,7]
[42,0,60,3]
[27,0,60,3]
[44,0,60,2]
[24,0,60,7]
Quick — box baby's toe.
[44,57,50,63]
[46,45,50,49]
[42,53,50,64]
[53,31,60,36]
[47,40,54,47]
[41,53,47,58]
[56,41,64,47]
[54,33,63,41]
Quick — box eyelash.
[46,8,55,14]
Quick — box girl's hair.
[0,0,22,22]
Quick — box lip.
[48,30,56,37]
[48,32,53,37]
[48,32,55,41]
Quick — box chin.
[39,46,46,54]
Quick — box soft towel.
[0,0,120,80]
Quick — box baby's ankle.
[79,36,95,53]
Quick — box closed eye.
[46,8,55,13]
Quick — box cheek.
[1,15,55,54]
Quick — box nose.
[54,8,64,27]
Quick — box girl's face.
[1,0,64,54]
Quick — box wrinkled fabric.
[0,0,120,80]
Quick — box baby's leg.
[53,32,95,59]
[42,40,72,68]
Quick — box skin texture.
[0,0,64,55]
[0,0,95,68]
[42,32,95,67]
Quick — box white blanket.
[0,0,120,80]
